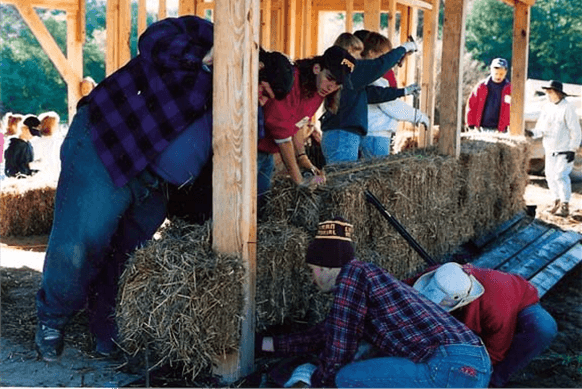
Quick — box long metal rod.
[365,189,437,266]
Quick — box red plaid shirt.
[274,261,481,387]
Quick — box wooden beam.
[302,0,313,57]
[212,0,258,383]
[3,0,78,12]
[364,0,381,31]
[76,0,85,42]
[261,0,272,49]
[179,0,197,15]
[397,4,409,87]
[386,0,397,43]
[106,0,131,75]
[294,0,304,58]
[286,0,297,58]
[499,0,536,7]
[67,10,83,122]
[438,0,468,157]
[138,0,147,35]
[509,2,530,136]
[346,0,354,32]
[16,4,78,85]
[419,0,440,147]
[159,0,167,19]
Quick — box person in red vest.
[406,262,557,387]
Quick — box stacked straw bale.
[117,135,529,379]
[0,176,57,236]
[117,220,245,379]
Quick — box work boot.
[548,199,560,214]
[35,323,64,362]
[555,202,569,217]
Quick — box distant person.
[528,80,581,217]
[80,76,97,97]
[4,116,42,178]
[466,58,511,132]
[406,262,557,388]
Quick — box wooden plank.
[530,244,582,297]
[438,0,467,158]
[178,0,196,15]
[105,0,118,75]
[346,0,354,32]
[76,0,85,42]
[138,0,147,35]
[386,0,397,44]
[509,2,530,136]
[3,0,79,12]
[261,0,272,49]
[470,210,526,249]
[159,0,167,19]
[472,223,553,270]
[499,0,536,7]
[212,0,258,382]
[67,10,84,122]
[286,0,297,58]
[302,0,313,56]
[16,4,78,84]
[392,0,432,10]
[364,0,381,32]
[419,0,441,147]
[501,230,582,279]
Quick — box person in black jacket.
[4,116,42,178]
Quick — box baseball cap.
[321,46,356,88]
[305,217,355,268]
[490,58,508,69]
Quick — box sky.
[145,0,179,13]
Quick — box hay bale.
[0,176,57,236]
[117,220,245,379]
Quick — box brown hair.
[362,32,392,59]
[333,32,363,56]
[295,57,341,114]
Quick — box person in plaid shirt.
[259,218,492,387]
[34,15,293,362]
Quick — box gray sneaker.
[35,324,64,362]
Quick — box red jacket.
[404,264,539,365]
[466,77,511,132]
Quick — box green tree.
[465,0,582,84]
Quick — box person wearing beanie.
[4,115,42,178]
[258,218,492,388]
[404,263,557,388]
[466,58,512,132]
[528,80,581,217]
[34,15,294,363]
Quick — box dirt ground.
[1,174,581,387]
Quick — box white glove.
[401,40,418,53]
[284,363,317,388]
[404,83,421,96]
[417,112,430,128]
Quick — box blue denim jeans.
[257,151,275,197]
[490,303,557,387]
[335,343,492,388]
[36,106,168,343]
[361,135,391,159]
[321,129,363,164]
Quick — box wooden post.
[212,0,258,383]
[386,0,397,43]
[302,0,313,57]
[67,10,83,122]
[364,0,381,32]
[158,0,167,19]
[509,2,530,136]
[438,0,467,157]
[179,0,197,15]
[419,0,441,147]
[397,4,409,87]
[261,0,272,49]
[106,0,131,75]
[346,0,353,32]
[138,0,147,35]
[286,0,297,58]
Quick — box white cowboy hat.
[413,262,485,312]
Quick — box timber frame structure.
[4,0,536,383]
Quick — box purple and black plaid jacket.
[83,16,213,187]
[274,260,482,387]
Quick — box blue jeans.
[335,343,492,388]
[361,136,391,159]
[321,129,363,164]
[36,106,168,343]
[490,303,557,387]
[257,151,275,196]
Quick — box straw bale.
[256,220,314,329]
[117,219,245,379]
[0,176,57,236]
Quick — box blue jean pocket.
[445,364,489,388]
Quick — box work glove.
[284,363,317,388]
[565,151,575,163]
[401,40,418,53]
[416,112,430,128]
[404,83,421,96]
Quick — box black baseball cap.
[321,46,356,88]
[23,116,42,137]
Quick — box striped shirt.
[83,16,214,187]
[274,260,481,387]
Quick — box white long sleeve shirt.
[367,78,428,138]
[532,97,581,153]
